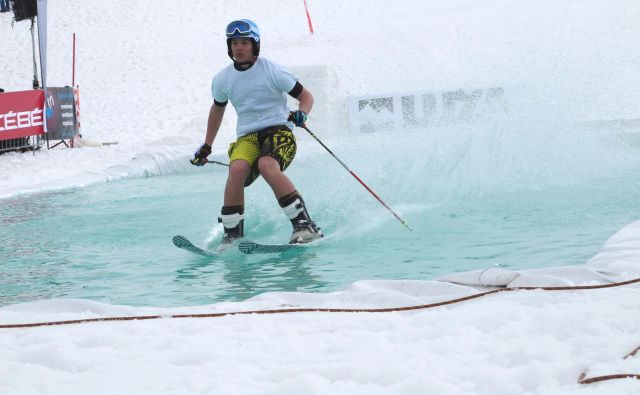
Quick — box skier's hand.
[289,110,307,127]
[191,143,212,166]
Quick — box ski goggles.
[226,20,253,38]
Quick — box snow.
[2,0,640,393]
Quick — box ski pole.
[206,160,230,167]
[301,124,412,231]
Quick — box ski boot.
[218,210,244,249]
[280,192,323,244]
[290,218,323,244]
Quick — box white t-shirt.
[211,57,297,137]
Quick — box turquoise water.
[2,123,640,307]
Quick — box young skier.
[191,19,323,246]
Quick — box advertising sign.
[45,87,77,140]
[349,87,507,133]
[0,90,45,140]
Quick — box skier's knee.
[257,156,280,179]
[228,160,251,183]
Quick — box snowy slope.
[1,0,639,197]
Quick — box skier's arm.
[205,102,226,146]
[296,87,314,115]
[191,102,226,166]
[288,82,314,127]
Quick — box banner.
[37,0,47,90]
[45,87,77,140]
[0,90,45,140]
[349,87,507,133]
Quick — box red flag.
[304,0,314,34]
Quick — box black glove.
[289,110,307,127]
[191,143,211,166]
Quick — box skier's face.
[231,38,255,62]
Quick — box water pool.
[2,123,639,307]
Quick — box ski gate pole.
[301,124,412,231]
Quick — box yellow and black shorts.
[228,125,297,186]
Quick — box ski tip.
[173,235,219,257]
[172,235,193,248]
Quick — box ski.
[172,235,218,257]
[237,240,308,254]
